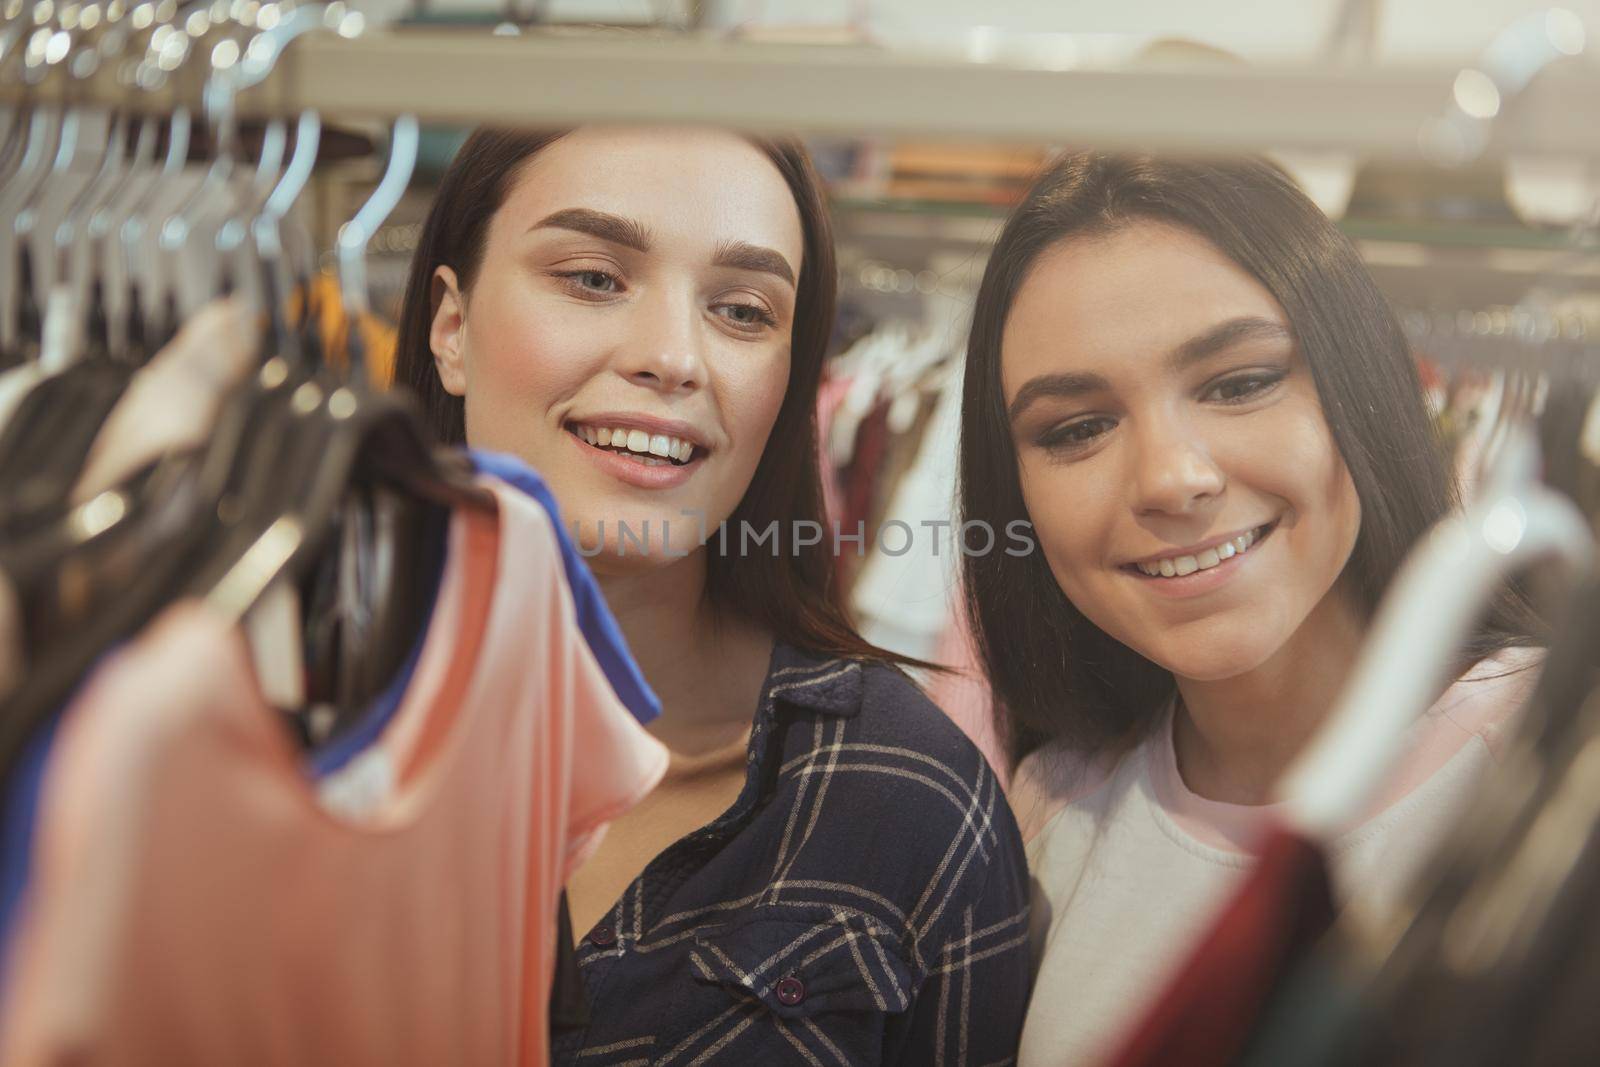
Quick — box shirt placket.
[556,699,782,1058]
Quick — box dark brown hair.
[394,127,920,666]
[959,151,1537,768]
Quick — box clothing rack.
[7,26,1600,160]
[1405,304,1600,383]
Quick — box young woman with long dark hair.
[393,126,1028,1066]
[956,152,1538,1067]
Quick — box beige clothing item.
[72,299,257,503]
[566,727,752,938]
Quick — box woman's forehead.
[495,127,805,263]
[1004,223,1288,380]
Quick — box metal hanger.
[149,1,256,330]
[336,114,418,382]
[117,106,191,363]
[253,108,322,367]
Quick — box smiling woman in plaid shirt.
[393,126,1030,1066]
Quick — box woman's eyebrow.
[1008,371,1111,423]
[1167,316,1290,373]
[1006,317,1291,424]
[529,208,653,252]
[711,240,796,287]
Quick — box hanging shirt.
[70,299,256,503]
[1016,647,1541,1067]
[309,448,658,778]
[0,476,669,1067]
[0,364,44,436]
[470,451,659,726]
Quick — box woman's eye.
[717,302,778,331]
[573,270,618,293]
[1039,416,1115,454]
[554,269,622,297]
[1206,370,1285,404]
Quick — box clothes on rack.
[296,271,400,390]
[1102,826,1337,1067]
[0,59,677,1066]
[0,470,668,1066]
[68,299,257,504]
[1014,649,1541,1067]
[818,329,1009,780]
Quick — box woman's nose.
[1130,418,1227,517]
[617,290,707,395]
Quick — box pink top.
[1146,647,1542,854]
[0,478,669,1067]
[1016,645,1544,850]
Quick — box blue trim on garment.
[0,451,659,972]
[0,716,57,974]
[468,449,660,725]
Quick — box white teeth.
[572,423,697,464]
[1135,525,1267,579]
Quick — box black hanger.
[0,332,491,790]
[1339,578,1600,1066]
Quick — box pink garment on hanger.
[0,481,668,1067]
[926,591,1010,789]
[816,371,852,528]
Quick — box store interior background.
[293,0,1600,385]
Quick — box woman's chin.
[1143,635,1279,685]
[575,538,707,575]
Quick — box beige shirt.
[567,728,753,938]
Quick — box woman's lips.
[564,426,705,490]
[1122,520,1278,599]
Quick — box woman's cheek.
[721,345,790,467]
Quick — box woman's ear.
[429,265,468,397]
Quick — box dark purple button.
[588,925,617,947]
[775,975,806,1006]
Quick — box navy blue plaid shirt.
[552,642,1031,1066]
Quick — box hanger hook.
[337,114,419,326]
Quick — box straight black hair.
[393,127,928,667]
[959,151,1537,768]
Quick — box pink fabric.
[0,480,668,1067]
[1148,647,1542,854]
[925,602,1010,789]
[815,372,853,531]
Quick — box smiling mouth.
[565,422,699,467]
[1124,520,1279,579]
